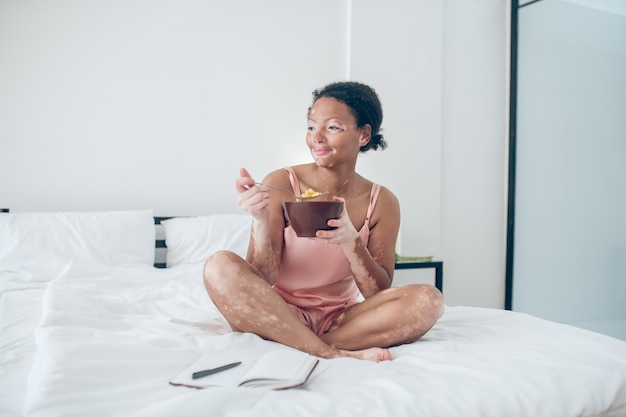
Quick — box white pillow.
[0,210,155,282]
[162,214,251,267]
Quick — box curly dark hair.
[309,81,387,152]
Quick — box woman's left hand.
[314,196,361,249]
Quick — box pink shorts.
[286,300,359,336]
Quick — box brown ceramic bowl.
[283,201,344,237]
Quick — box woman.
[203,81,444,362]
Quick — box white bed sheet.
[0,275,47,417]
[15,263,626,417]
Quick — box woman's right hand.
[237,168,280,282]
[236,168,270,220]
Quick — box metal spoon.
[254,182,324,200]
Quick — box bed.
[1,210,625,417]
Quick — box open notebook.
[170,349,319,390]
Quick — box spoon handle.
[254,182,322,200]
[254,182,298,198]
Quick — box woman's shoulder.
[263,164,314,188]
[264,164,313,180]
[355,175,397,202]
[263,167,292,184]
[290,163,316,175]
[372,183,400,212]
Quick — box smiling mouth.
[314,148,333,156]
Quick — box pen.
[192,361,242,379]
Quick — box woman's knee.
[202,250,243,294]
[410,284,445,323]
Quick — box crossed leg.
[203,251,443,362]
[321,284,444,350]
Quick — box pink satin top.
[272,167,381,334]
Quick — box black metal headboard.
[154,216,173,268]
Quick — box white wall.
[0,0,348,215]
[349,0,444,277]
[440,1,509,311]
[0,0,509,308]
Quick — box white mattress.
[3,263,626,417]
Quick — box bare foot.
[341,347,392,362]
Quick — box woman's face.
[306,97,370,167]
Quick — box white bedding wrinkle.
[0,287,45,417]
[17,263,626,417]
